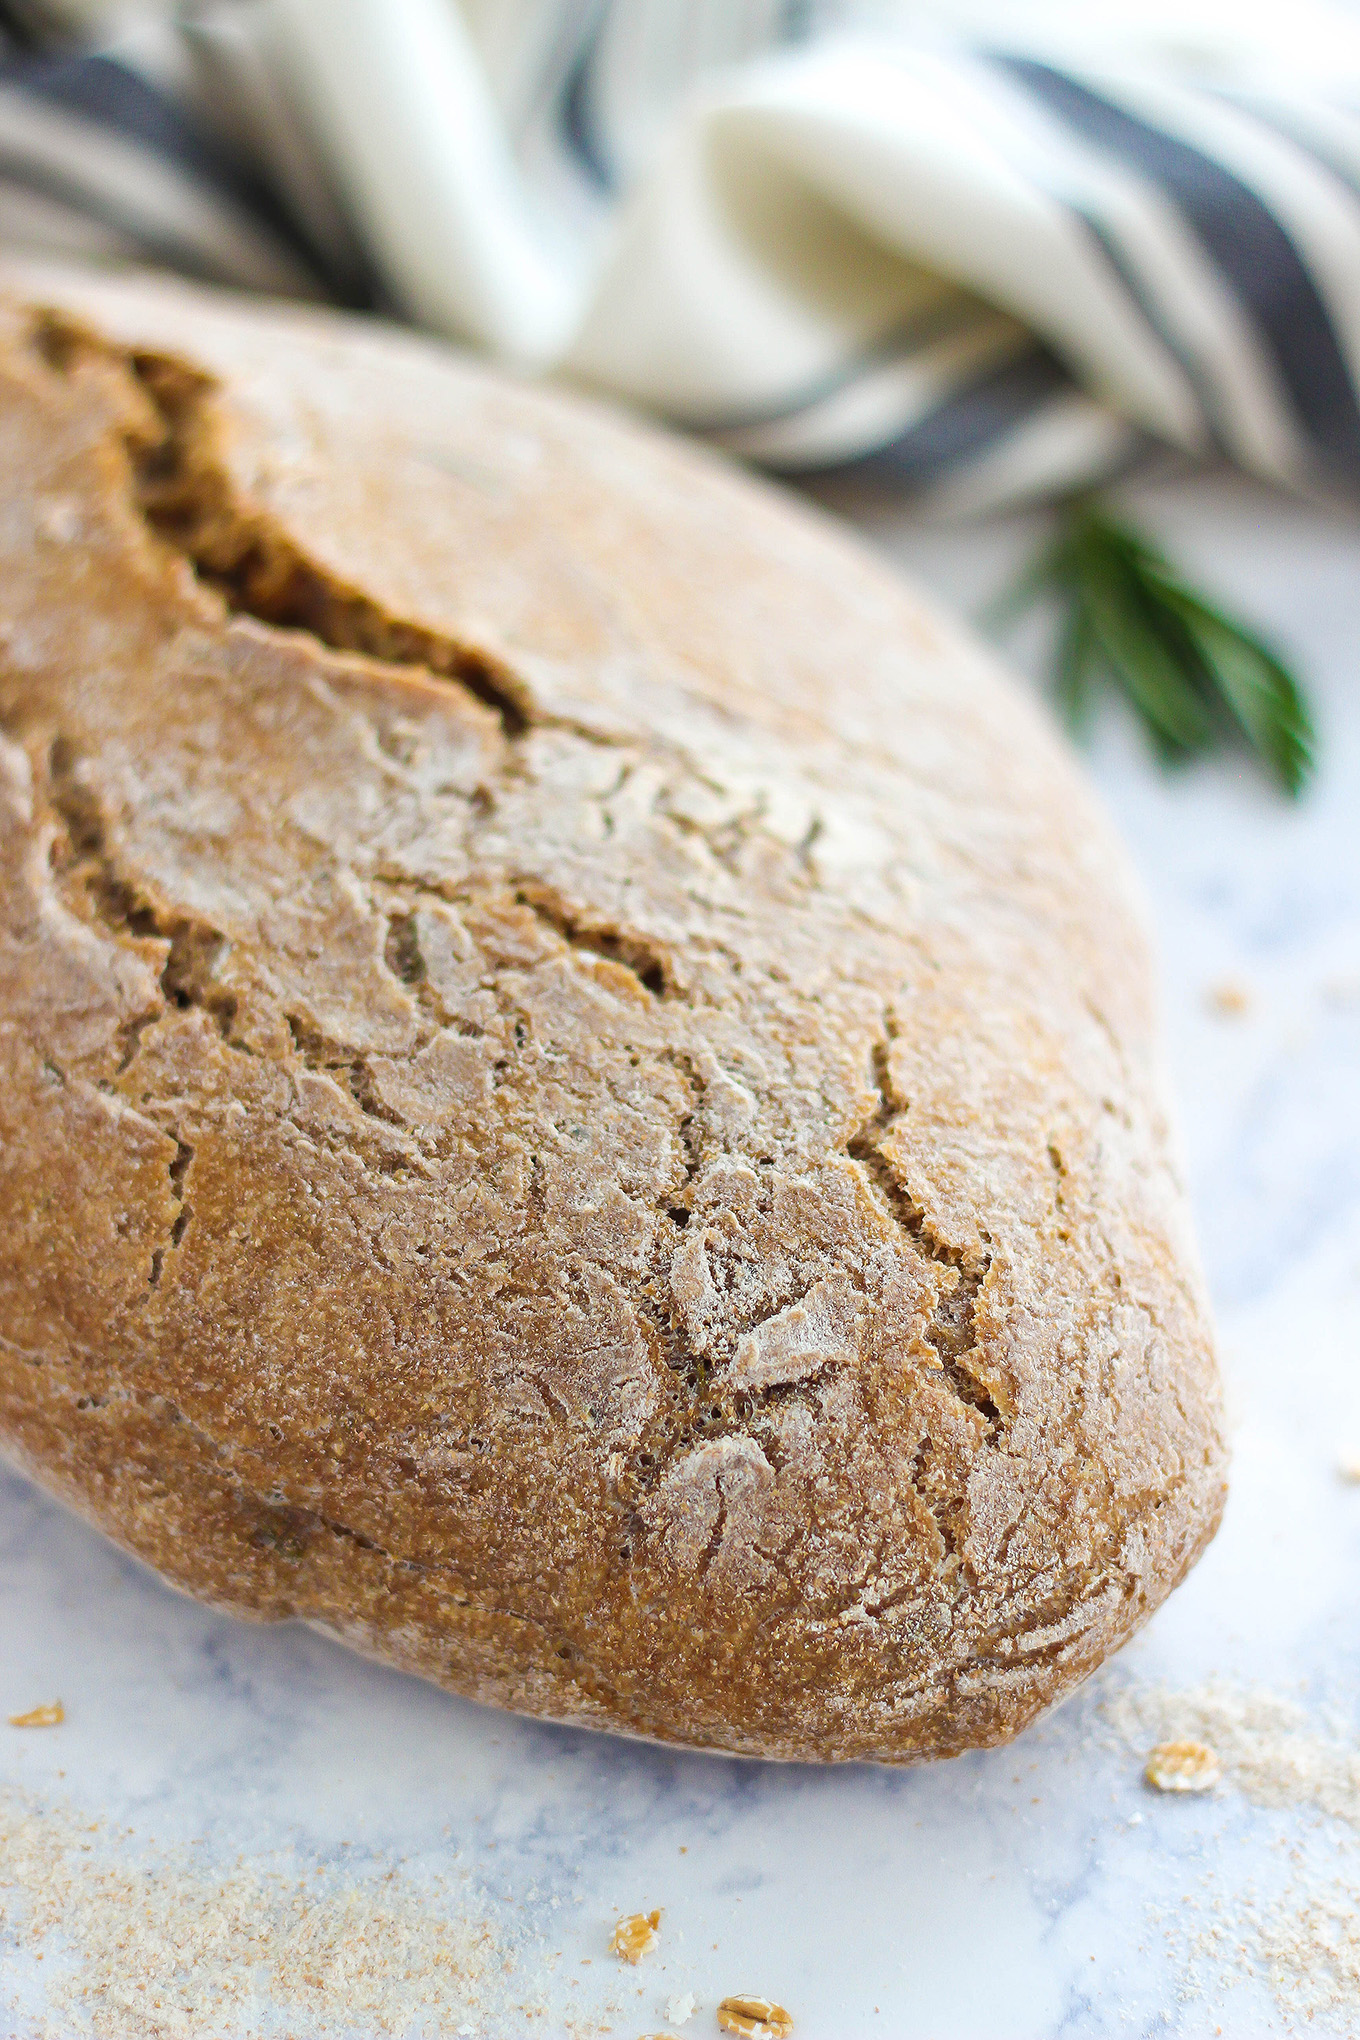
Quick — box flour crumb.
[1206,978,1251,1017]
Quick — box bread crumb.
[7,1701,63,1728]
[1205,978,1252,1017]
[666,1989,697,2024]
[610,1910,661,1963]
[717,1994,794,2037]
[1145,1739,1222,1793]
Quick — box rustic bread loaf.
[0,263,1226,1762]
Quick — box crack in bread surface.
[22,308,1009,1520]
[24,316,1008,1443]
[32,307,533,737]
[847,1025,1000,1432]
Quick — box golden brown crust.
[0,262,1226,1761]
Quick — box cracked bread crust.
[0,263,1226,1762]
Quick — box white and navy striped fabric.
[6,0,1360,509]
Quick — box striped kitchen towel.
[5,0,1360,511]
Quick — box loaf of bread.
[0,263,1226,1762]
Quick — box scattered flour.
[0,1783,545,2040]
[1103,1681,1360,2030]
[1247,1874,1360,2022]
[1102,1681,1360,1825]
[1166,1855,1360,2028]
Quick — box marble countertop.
[3,469,1359,2040]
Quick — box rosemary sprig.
[992,499,1316,796]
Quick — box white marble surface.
[3,469,1360,2039]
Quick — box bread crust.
[0,263,1226,1761]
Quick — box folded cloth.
[5,0,1360,510]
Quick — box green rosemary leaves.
[995,500,1316,796]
